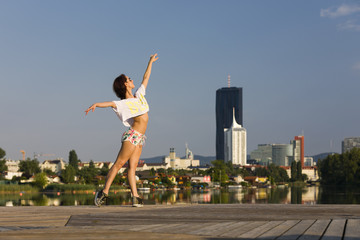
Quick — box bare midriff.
[131,112,148,134]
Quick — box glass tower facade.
[216,87,243,160]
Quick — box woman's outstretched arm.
[142,53,158,89]
[85,102,116,115]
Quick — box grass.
[0,184,38,193]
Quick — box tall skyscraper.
[224,109,247,165]
[216,87,243,160]
[292,136,304,167]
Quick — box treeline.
[0,149,115,188]
[318,148,360,185]
[254,163,289,184]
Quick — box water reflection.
[1,185,360,206]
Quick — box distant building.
[5,159,20,172]
[291,136,304,167]
[250,144,273,165]
[284,166,318,181]
[216,86,243,160]
[304,156,314,167]
[191,175,211,183]
[41,159,65,174]
[4,159,22,180]
[79,161,113,170]
[163,146,200,170]
[224,109,247,165]
[272,144,293,166]
[119,161,169,174]
[342,137,360,153]
[251,135,304,167]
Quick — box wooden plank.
[239,221,283,239]
[144,223,182,233]
[258,220,299,240]
[277,220,315,240]
[188,221,233,235]
[206,221,250,237]
[220,221,267,238]
[166,223,208,234]
[322,219,346,240]
[128,224,165,231]
[298,219,331,240]
[344,219,360,240]
[193,221,240,236]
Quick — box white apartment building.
[41,159,66,174]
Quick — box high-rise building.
[291,136,304,167]
[342,137,360,153]
[224,109,247,165]
[216,87,243,160]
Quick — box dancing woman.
[85,53,158,207]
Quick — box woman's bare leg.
[128,145,143,197]
[103,141,136,194]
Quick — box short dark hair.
[113,74,127,99]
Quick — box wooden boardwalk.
[1,204,360,239]
[65,218,360,239]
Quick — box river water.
[1,185,360,206]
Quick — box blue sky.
[1,0,360,163]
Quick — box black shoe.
[132,196,144,207]
[94,190,108,207]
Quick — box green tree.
[42,168,56,176]
[0,148,6,159]
[0,159,8,173]
[19,158,41,178]
[208,160,229,185]
[0,148,7,179]
[61,164,76,183]
[100,164,109,176]
[267,164,288,183]
[290,161,297,181]
[78,160,98,184]
[34,172,48,189]
[318,148,360,185]
[296,161,302,181]
[68,150,79,172]
[255,167,268,177]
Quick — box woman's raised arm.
[142,53,158,89]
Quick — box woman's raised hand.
[150,53,158,63]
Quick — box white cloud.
[353,62,360,70]
[337,20,360,31]
[321,4,360,18]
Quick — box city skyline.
[1,1,360,162]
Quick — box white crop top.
[112,84,149,127]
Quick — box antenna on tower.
[227,74,231,88]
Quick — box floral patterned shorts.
[122,128,146,146]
